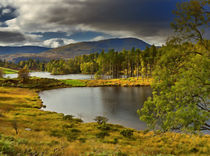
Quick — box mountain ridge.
[0,46,51,55]
[42,37,151,57]
[0,38,151,62]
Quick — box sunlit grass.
[61,79,86,87]
[84,77,152,87]
[0,67,18,74]
[0,87,209,155]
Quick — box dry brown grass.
[84,77,152,87]
[0,87,209,156]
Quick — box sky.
[0,0,184,48]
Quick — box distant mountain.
[42,38,150,58]
[0,38,151,62]
[0,46,51,55]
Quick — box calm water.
[40,87,152,130]
[4,72,93,80]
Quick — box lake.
[4,72,93,80]
[40,87,152,130]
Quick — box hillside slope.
[0,38,150,62]
[0,46,51,55]
[42,38,150,58]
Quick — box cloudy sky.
[0,0,183,48]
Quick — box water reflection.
[40,87,152,130]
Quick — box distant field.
[0,67,18,74]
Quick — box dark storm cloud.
[0,31,26,43]
[69,31,112,41]
[0,0,184,46]
[32,32,68,40]
[0,6,17,23]
[47,0,180,37]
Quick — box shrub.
[0,112,4,117]
[18,67,30,82]
[116,151,127,156]
[96,131,110,139]
[113,138,118,144]
[104,138,118,144]
[143,129,150,134]
[0,69,4,78]
[48,140,59,146]
[66,133,78,142]
[74,118,83,123]
[62,124,74,129]
[94,116,108,125]
[11,120,18,135]
[79,138,86,143]
[70,128,81,133]
[63,115,74,120]
[0,138,15,155]
[65,128,81,142]
[120,129,134,138]
[97,124,111,131]
[50,130,63,138]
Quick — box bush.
[63,115,74,120]
[48,140,59,146]
[65,128,81,142]
[96,131,110,139]
[104,138,118,144]
[0,112,4,117]
[120,129,134,138]
[67,133,78,142]
[74,118,83,123]
[79,138,86,143]
[50,130,63,137]
[116,151,127,156]
[94,116,108,125]
[0,138,15,155]
[70,128,81,133]
[62,124,74,129]
[97,124,111,131]
[0,69,4,78]
[143,129,150,134]
[11,120,18,135]
[18,67,30,82]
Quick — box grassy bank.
[0,78,67,91]
[61,77,152,88]
[83,77,152,87]
[0,77,151,90]
[0,67,18,74]
[0,87,210,155]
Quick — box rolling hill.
[0,38,151,62]
[0,46,51,55]
[42,38,151,58]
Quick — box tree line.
[5,45,158,79]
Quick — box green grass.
[0,67,18,74]
[60,79,86,87]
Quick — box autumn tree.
[138,0,210,132]
[0,68,4,78]
[171,0,209,51]
[18,66,30,82]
